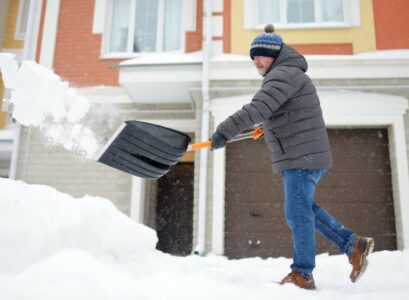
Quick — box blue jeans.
[281,168,356,278]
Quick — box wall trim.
[130,177,145,223]
[184,0,197,32]
[210,90,409,254]
[92,0,107,34]
[38,0,61,68]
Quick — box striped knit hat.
[250,24,283,60]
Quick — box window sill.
[119,52,202,67]
[100,51,186,60]
[100,53,140,60]
[253,22,355,30]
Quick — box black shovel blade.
[96,120,191,179]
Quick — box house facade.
[1,0,409,258]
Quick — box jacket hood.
[270,44,308,73]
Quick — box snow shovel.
[96,120,263,179]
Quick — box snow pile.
[0,178,158,275]
[0,178,409,300]
[0,53,99,157]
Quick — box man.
[210,24,374,290]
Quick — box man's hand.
[210,132,227,150]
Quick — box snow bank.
[0,178,158,275]
[0,178,409,300]
[0,54,100,157]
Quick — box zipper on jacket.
[273,131,285,154]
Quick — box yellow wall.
[0,76,6,129]
[0,77,3,99]
[1,0,22,128]
[231,0,377,55]
[3,0,24,49]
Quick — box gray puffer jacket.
[215,44,332,173]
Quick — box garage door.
[224,129,397,259]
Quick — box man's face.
[253,56,274,76]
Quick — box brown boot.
[279,270,316,290]
[349,235,375,283]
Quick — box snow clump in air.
[0,53,100,157]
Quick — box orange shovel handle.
[187,127,264,152]
[188,140,212,151]
[252,127,264,140]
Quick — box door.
[156,163,194,256]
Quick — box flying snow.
[0,53,99,157]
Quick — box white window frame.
[102,0,186,58]
[244,0,361,30]
[15,0,31,40]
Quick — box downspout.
[11,0,41,179]
[194,0,212,255]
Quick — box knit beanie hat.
[250,24,283,60]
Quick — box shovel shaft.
[188,140,212,151]
[187,128,264,152]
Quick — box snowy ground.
[0,178,408,300]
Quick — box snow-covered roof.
[117,49,409,104]
[119,49,409,67]
[307,49,409,61]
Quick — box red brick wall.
[185,0,203,53]
[51,0,206,85]
[373,0,409,49]
[291,43,353,55]
[53,0,121,87]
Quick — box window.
[246,0,358,29]
[287,0,315,23]
[257,0,280,25]
[0,127,17,180]
[107,0,183,54]
[321,0,344,22]
[15,0,31,40]
[0,139,12,178]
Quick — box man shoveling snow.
[210,24,374,289]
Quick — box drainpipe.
[193,0,212,255]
